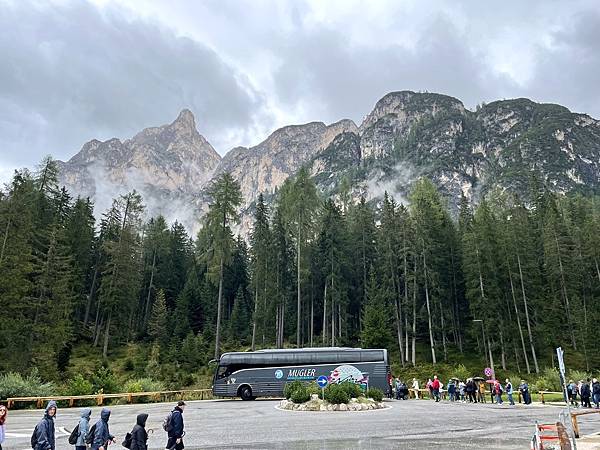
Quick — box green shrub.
[532,368,561,392]
[123,378,165,393]
[0,369,55,399]
[366,388,384,402]
[324,384,349,404]
[91,367,121,394]
[339,382,362,399]
[451,364,471,382]
[290,384,310,404]
[283,381,304,400]
[66,374,93,395]
[307,382,321,397]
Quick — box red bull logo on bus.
[329,365,369,387]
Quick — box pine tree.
[361,268,392,349]
[148,289,168,344]
[202,173,242,359]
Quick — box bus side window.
[217,366,228,379]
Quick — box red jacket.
[432,379,440,390]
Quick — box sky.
[1,0,600,181]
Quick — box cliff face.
[58,91,600,233]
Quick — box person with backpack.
[0,404,7,450]
[32,400,57,450]
[71,408,91,450]
[90,408,115,450]
[128,413,148,450]
[568,380,579,407]
[581,379,592,408]
[493,380,503,404]
[447,380,456,402]
[165,401,186,450]
[505,379,515,406]
[592,379,600,409]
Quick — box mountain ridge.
[57,90,600,231]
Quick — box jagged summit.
[57,91,600,233]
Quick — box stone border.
[277,397,390,412]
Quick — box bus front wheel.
[239,385,254,401]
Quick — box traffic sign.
[484,367,493,377]
[556,347,565,376]
[317,375,329,388]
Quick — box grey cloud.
[0,0,269,169]
[271,14,517,124]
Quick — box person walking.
[395,378,402,400]
[130,413,149,450]
[0,404,7,450]
[426,379,433,400]
[412,378,420,399]
[494,380,503,404]
[568,380,579,407]
[458,380,466,402]
[91,408,115,450]
[592,378,600,409]
[32,400,57,450]
[166,401,186,450]
[505,379,515,406]
[75,408,91,450]
[465,379,476,403]
[431,376,441,402]
[447,380,456,402]
[581,379,591,408]
[519,380,531,405]
[478,381,487,404]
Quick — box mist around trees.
[1,157,599,387]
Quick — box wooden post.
[571,414,580,439]
[127,394,132,404]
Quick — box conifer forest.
[1,157,599,390]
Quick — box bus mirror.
[208,359,219,365]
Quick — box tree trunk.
[0,217,10,266]
[93,315,103,347]
[102,312,112,358]
[412,257,417,367]
[439,299,447,361]
[297,232,301,348]
[507,259,530,373]
[251,285,258,351]
[517,253,539,373]
[83,263,99,328]
[423,250,436,365]
[499,327,506,370]
[554,234,576,349]
[331,257,335,347]
[487,337,495,374]
[214,256,224,360]
[322,283,328,345]
[142,251,156,326]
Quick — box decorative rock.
[339,403,347,411]
[311,394,319,401]
[327,404,334,411]
[320,404,327,411]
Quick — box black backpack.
[30,423,39,449]
[68,424,80,445]
[85,423,97,445]
[122,431,133,449]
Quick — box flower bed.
[278,393,388,411]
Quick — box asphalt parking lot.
[4,398,600,449]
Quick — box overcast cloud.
[1,0,600,179]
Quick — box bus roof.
[218,347,387,366]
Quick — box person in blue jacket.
[33,401,57,450]
[75,408,91,450]
[166,401,186,450]
[91,408,115,450]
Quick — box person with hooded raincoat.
[75,408,91,450]
[34,400,57,450]
[130,413,148,450]
[91,408,115,450]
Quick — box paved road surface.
[4,399,600,449]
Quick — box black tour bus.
[212,347,390,400]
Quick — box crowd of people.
[565,378,600,409]
[15,399,188,450]
[390,375,536,406]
